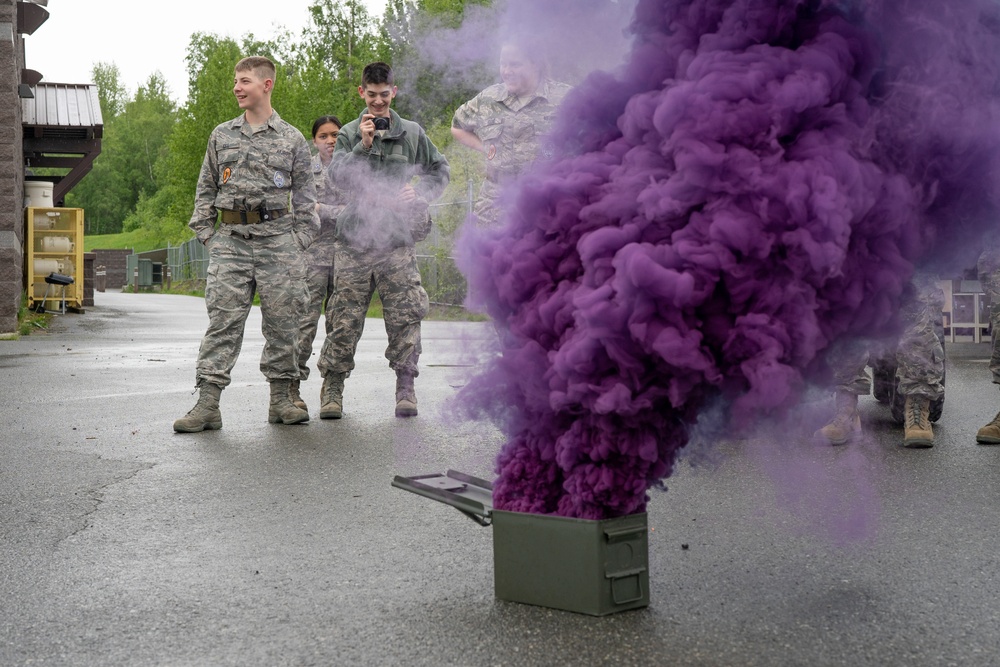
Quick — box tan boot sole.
[813,415,861,446]
[320,404,343,419]
[395,401,417,418]
[173,420,222,433]
[268,410,309,425]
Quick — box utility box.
[126,256,156,290]
[137,259,153,287]
[392,471,650,616]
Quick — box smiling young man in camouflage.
[174,55,318,433]
[316,61,449,419]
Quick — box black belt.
[220,208,288,224]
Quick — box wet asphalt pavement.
[1,290,999,666]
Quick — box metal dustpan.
[391,470,494,526]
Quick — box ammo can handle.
[604,525,647,542]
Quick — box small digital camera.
[373,117,390,131]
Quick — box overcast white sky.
[24,0,388,105]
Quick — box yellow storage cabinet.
[25,207,85,312]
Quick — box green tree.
[91,61,128,120]
[290,0,385,124]
[68,70,177,234]
[79,0,492,254]
[65,62,130,233]
[116,74,177,204]
[381,0,491,125]
[152,34,252,240]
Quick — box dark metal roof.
[22,82,103,204]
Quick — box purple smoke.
[455,0,1000,520]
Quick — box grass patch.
[18,313,51,336]
[156,280,206,297]
[9,292,52,338]
[367,293,383,318]
[84,229,174,253]
[428,303,488,322]
[357,294,486,322]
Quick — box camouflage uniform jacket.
[308,155,344,266]
[329,108,450,250]
[189,111,318,248]
[451,78,572,186]
[314,156,344,227]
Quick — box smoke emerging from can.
[455,0,1000,520]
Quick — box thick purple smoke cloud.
[455,0,1000,519]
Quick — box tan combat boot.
[902,394,933,448]
[268,379,310,424]
[976,410,1000,444]
[289,379,307,411]
[173,382,223,433]
[319,372,345,420]
[395,372,417,418]
[815,391,861,445]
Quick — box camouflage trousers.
[195,232,308,387]
[977,249,1000,384]
[830,272,945,400]
[317,245,429,378]
[295,261,335,381]
[473,179,503,228]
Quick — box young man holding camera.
[316,62,450,419]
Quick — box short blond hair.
[235,56,276,82]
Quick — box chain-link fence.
[166,237,211,282]
[418,191,474,307]
[145,189,475,308]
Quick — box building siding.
[0,0,26,333]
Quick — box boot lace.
[828,412,853,432]
[907,397,930,430]
[322,379,340,405]
[184,393,213,417]
[828,399,856,429]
